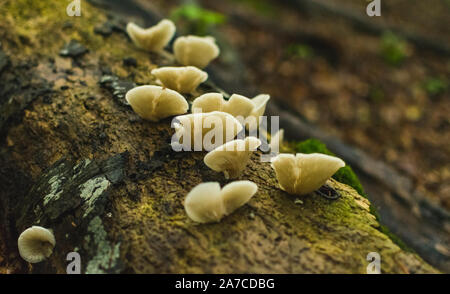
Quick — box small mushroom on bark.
[204,137,261,179]
[125,85,188,122]
[126,19,176,52]
[151,66,208,94]
[191,93,270,129]
[18,226,56,263]
[271,153,345,195]
[173,35,220,68]
[172,111,243,151]
[184,181,258,223]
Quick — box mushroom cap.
[173,35,220,68]
[126,19,176,52]
[184,181,258,223]
[192,93,270,126]
[204,137,261,179]
[271,153,345,195]
[184,182,225,223]
[221,180,258,215]
[250,94,270,119]
[151,66,208,94]
[18,226,56,263]
[125,85,188,121]
[173,111,244,151]
[191,93,225,113]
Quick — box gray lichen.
[79,176,111,218]
[85,216,121,274]
[43,175,64,206]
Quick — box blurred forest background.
[146,0,450,210]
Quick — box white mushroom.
[184,181,258,223]
[271,153,345,195]
[204,137,261,179]
[125,85,188,121]
[18,226,56,263]
[191,93,270,129]
[173,35,220,68]
[172,111,243,151]
[126,19,176,52]
[151,66,208,94]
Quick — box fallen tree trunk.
[0,0,438,273]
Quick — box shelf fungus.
[184,181,258,223]
[125,85,188,121]
[191,93,270,129]
[271,153,345,195]
[173,35,220,68]
[172,111,243,151]
[126,19,176,52]
[151,66,208,94]
[18,226,56,263]
[204,137,261,179]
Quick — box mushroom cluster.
[124,19,346,223]
[17,17,348,264]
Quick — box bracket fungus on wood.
[204,137,262,179]
[173,35,220,68]
[17,226,56,263]
[271,153,345,195]
[151,66,208,94]
[126,19,176,52]
[172,111,244,151]
[125,85,188,122]
[191,93,270,129]
[184,181,258,223]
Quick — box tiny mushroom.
[172,111,243,151]
[204,137,261,179]
[184,181,258,223]
[173,35,220,68]
[126,19,176,52]
[125,85,188,121]
[191,93,270,129]
[151,66,208,94]
[18,226,56,263]
[271,153,345,195]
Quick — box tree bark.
[0,0,438,273]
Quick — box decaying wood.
[0,0,440,273]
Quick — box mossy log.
[0,0,438,273]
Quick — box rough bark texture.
[0,0,438,273]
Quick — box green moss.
[424,78,448,96]
[287,44,315,59]
[170,3,226,35]
[294,139,366,197]
[380,32,408,66]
